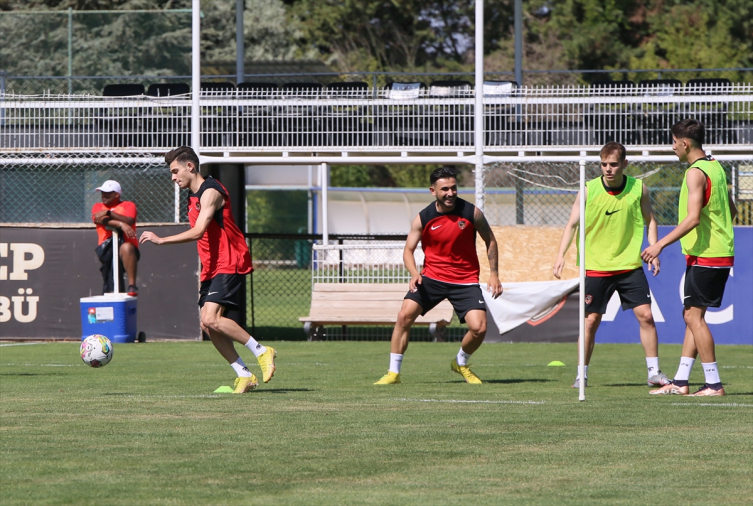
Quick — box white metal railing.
[312,242,425,284]
[1,84,752,155]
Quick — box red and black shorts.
[405,275,486,324]
[584,268,652,314]
[683,266,730,308]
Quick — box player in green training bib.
[553,142,671,388]
[642,119,737,397]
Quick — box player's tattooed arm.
[474,208,502,298]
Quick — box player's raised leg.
[374,298,423,385]
[451,308,486,384]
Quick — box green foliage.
[246,190,308,233]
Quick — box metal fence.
[3,68,753,96]
[2,83,752,154]
[248,233,469,342]
[0,152,184,224]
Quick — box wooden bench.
[299,283,454,340]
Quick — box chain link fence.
[484,160,753,227]
[248,233,469,342]
[0,152,184,224]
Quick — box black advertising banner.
[0,226,199,340]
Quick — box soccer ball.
[80,334,113,368]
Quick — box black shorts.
[684,266,730,308]
[405,276,486,324]
[584,268,652,314]
[199,273,244,310]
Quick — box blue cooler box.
[80,294,137,343]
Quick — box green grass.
[1,341,752,505]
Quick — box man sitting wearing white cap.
[92,180,139,296]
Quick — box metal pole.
[578,158,586,401]
[514,0,523,86]
[112,231,119,294]
[191,0,201,153]
[322,163,329,244]
[474,0,485,212]
[174,183,180,223]
[235,0,244,85]
[68,7,73,95]
[307,165,313,234]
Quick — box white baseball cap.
[95,180,122,193]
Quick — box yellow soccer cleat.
[233,374,259,393]
[451,358,482,384]
[257,347,277,383]
[374,371,401,385]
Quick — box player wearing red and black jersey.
[642,119,737,397]
[139,146,276,394]
[374,167,503,385]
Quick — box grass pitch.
[1,341,751,505]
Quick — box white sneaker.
[571,377,587,388]
[648,370,672,386]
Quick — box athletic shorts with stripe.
[584,268,652,314]
[684,265,730,308]
[405,275,486,324]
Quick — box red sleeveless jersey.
[188,177,253,281]
[419,198,480,284]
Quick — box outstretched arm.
[553,189,583,279]
[404,216,424,292]
[640,183,660,276]
[474,208,502,299]
[641,168,704,263]
[140,189,225,246]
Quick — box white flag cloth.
[481,278,579,335]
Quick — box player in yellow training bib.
[642,119,736,397]
[553,142,671,388]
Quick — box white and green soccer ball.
[80,334,113,368]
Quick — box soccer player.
[139,146,276,394]
[553,142,671,388]
[642,119,736,397]
[92,180,139,296]
[374,166,503,385]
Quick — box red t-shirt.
[419,198,480,284]
[91,201,139,249]
[188,177,253,282]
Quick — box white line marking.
[397,398,545,405]
[721,366,753,369]
[670,403,753,407]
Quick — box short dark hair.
[599,141,626,161]
[165,146,200,169]
[430,166,458,185]
[671,119,705,147]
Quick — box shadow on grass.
[0,372,66,377]
[433,379,555,385]
[603,383,653,387]
[254,388,316,394]
[726,392,753,396]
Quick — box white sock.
[456,348,472,366]
[702,362,721,385]
[389,353,403,374]
[576,365,589,379]
[674,357,695,382]
[646,356,660,377]
[231,358,252,377]
[245,336,267,358]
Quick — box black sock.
[673,379,689,387]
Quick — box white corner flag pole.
[578,157,586,401]
[112,230,119,294]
